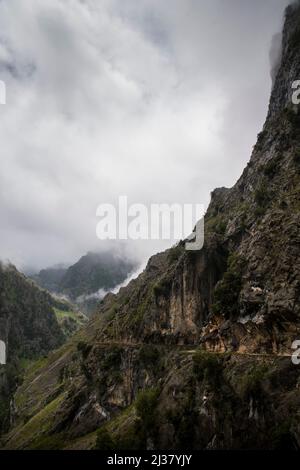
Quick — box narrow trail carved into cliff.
[93,340,293,359]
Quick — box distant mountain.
[59,252,136,300]
[30,265,67,292]
[30,252,137,316]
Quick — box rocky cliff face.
[2,3,300,450]
[98,1,300,354]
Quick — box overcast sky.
[0,0,291,271]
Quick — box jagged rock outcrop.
[2,3,300,450]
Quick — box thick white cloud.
[0,0,290,270]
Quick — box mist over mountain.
[28,252,138,316]
[0,0,291,271]
[59,252,137,301]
